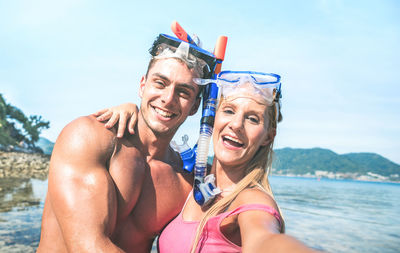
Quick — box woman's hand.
[93,103,139,138]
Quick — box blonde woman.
[95,71,319,253]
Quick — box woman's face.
[213,95,272,170]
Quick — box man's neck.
[134,112,176,161]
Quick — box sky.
[1,0,399,164]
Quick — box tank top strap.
[218,203,282,227]
[180,191,193,215]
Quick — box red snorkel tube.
[171,21,228,206]
[171,21,198,46]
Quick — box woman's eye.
[222,109,234,114]
[248,116,260,124]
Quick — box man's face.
[139,58,201,136]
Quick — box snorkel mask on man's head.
[149,34,218,79]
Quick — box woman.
[94,71,319,253]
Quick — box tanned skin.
[37,58,201,253]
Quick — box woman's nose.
[229,114,244,132]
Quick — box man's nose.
[161,87,176,105]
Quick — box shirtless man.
[37,34,217,252]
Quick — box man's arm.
[48,116,123,252]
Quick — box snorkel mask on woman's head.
[149,34,218,79]
[195,71,282,105]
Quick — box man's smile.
[152,105,176,119]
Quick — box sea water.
[0,176,399,253]
[271,176,400,252]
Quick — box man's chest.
[129,167,192,230]
[110,172,191,253]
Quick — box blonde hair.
[190,100,284,253]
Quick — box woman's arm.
[237,189,321,253]
[239,210,319,253]
[93,103,139,138]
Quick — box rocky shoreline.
[0,151,50,180]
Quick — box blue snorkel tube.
[170,21,228,206]
[193,36,227,206]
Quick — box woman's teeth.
[223,135,244,147]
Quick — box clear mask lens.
[154,42,209,77]
[194,71,282,105]
[150,34,217,79]
[219,72,280,85]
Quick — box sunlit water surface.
[0,176,399,252]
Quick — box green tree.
[0,93,50,150]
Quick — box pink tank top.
[158,201,282,253]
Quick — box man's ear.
[261,128,276,146]
[189,96,201,116]
[139,76,146,98]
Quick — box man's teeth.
[224,135,243,145]
[154,107,174,118]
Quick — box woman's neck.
[212,160,246,191]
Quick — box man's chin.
[142,111,184,137]
[149,122,179,137]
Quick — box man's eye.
[154,80,165,87]
[178,90,191,98]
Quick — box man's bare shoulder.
[61,115,117,143]
[51,115,117,168]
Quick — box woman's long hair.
[190,100,284,253]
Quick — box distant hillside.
[33,139,400,182]
[272,147,400,182]
[35,137,54,155]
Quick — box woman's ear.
[261,128,276,146]
[139,76,146,98]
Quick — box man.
[37,34,217,252]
